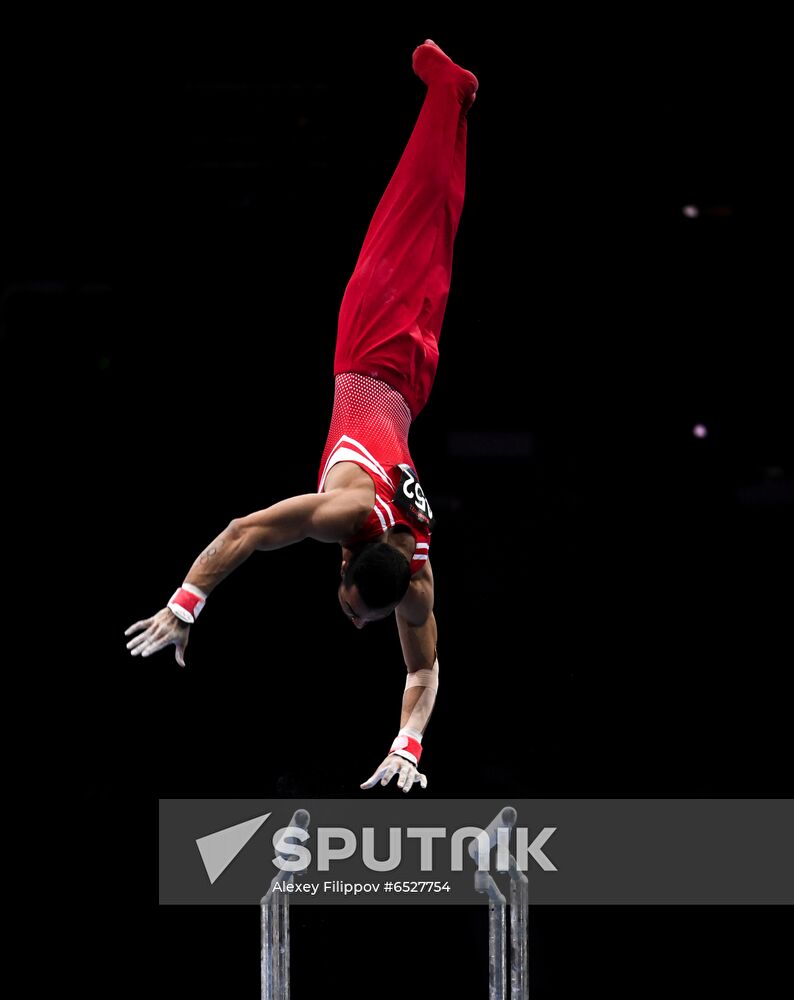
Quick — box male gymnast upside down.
[125,39,478,794]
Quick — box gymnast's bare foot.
[412,39,478,111]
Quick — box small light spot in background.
[692,424,708,439]
[682,205,700,218]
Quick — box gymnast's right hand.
[125,608,191,667]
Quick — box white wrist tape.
[167,582,208,624]
[389,726,423,766]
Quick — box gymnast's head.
[338,541,411,629]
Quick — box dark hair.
[344,542,411,610]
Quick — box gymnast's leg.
[334,40,478,419]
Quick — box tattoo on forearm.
[199,540,224,564]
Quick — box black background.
[4,11,791,998]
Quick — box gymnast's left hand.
[360,753,427,793]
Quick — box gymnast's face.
[337,582,396,629]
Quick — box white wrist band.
[167,582,208,624]
[390,727,423,765]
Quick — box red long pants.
[333,62,473,420]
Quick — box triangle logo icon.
[196,812,271,884]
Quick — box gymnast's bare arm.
[124,484,373,664]
[360,560,438,792]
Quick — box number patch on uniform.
[394,464,435,531]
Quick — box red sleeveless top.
[317,373,434,574]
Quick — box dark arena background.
[5,13,790,998]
